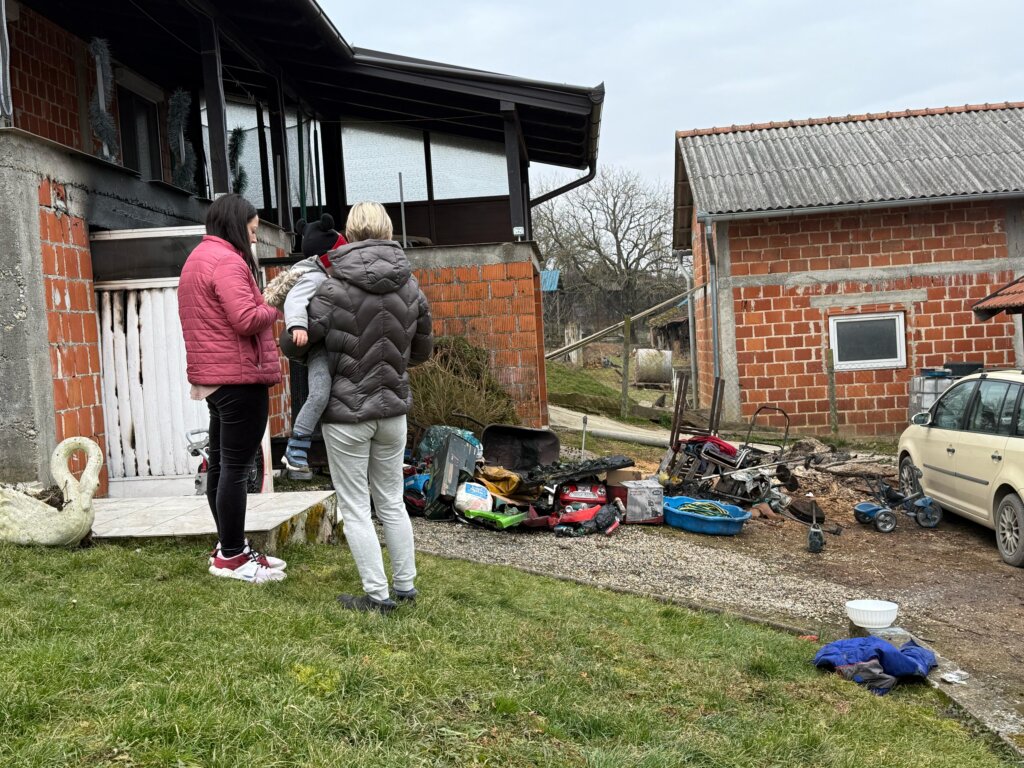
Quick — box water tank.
[634,348,672,384]
[908,374,954,420]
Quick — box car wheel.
[995,494,1024,567]
[899,455,922,497]
[874,510,897,533]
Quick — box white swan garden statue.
[0,437,104,546]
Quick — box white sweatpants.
[322,415,416,601]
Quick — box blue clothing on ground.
[814,637,936,682]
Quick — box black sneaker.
[393,587,418,604]
[337,593,398,614]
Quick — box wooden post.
[502,101,526,240]
[199,16,229,195]
[827,348,839,435]
[267,77,293,231]
[621,315,632,420]
[255,102,272,213]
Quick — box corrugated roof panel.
[679,107,1024,215]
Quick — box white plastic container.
[845,599,899,629]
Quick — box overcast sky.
[322,0,1024,187]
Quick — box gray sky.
[322,0,1024,185]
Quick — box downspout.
[529,163,596,208]
[701,215,721,381]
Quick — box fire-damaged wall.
[692,200,1022,436]
[411,242,548,428]
[0,129,290,485]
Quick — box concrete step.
[91,490,337,554]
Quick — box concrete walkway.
[91,490,337,553]
[548,404,671,443]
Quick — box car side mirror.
[911,411,932,427]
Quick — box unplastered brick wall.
[8,5,83,149]
[725,201,1017,436]
[415,260,548,427]
[264,261,293,438]
[39,178,109,493]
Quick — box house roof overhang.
[973,275,1024,321]
[24,0,603,171]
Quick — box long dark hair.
[205,194,258,277]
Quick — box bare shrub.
[410,337,520,429]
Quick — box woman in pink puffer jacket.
[178,194,284,584]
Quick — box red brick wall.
[725,201,1017,436]
[416,260,548,427]
[8,7,83,148]
[39,179,109,494]
[264,261,292,437]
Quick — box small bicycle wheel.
[246,449,266,493]
[874,510,897,533]
[915,500,942,529]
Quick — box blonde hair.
[345,201,394,243]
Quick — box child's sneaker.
[209,549,286,584]
[209,541,286,570]
[282,435,313,481]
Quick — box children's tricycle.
[853,469,941,533]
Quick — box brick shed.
[674,104,1024,437]
[0,0,603,493]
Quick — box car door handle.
[992,452,1002,461]
[946,447,956,455]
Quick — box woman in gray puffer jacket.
[306,201,433,613]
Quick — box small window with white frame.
[828,312,906,371]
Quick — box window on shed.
[828,312,906,371]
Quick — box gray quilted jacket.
[306,239,433,424]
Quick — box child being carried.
[263,214,346,480]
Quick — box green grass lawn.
[0,542,1014,767]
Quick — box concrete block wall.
[412,243,549,427]
[38,178,108,493]
[709,201,1020,436]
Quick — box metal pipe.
[703,219,721,380]
[529,163,596,208]
[685,272,698,406]
[398,172,408,248]
[545,284,702,360]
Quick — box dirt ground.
[630,452,1024,711]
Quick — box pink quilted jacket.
[178,235,281,386]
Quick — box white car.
[898,370,1024,567]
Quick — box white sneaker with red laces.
[208,548,287,584]
[209,541,286,570]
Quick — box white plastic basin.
[845,599,899,629]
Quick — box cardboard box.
[605,468,644,487]
[620,479,664,524]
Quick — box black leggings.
[206,384,269,556]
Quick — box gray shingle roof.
[676,105,1024,216]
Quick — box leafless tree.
[533,165,687,337]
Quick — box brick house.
[0,0,604,493]
[674,104,1024,437]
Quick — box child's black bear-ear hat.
[297,213,340,258]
